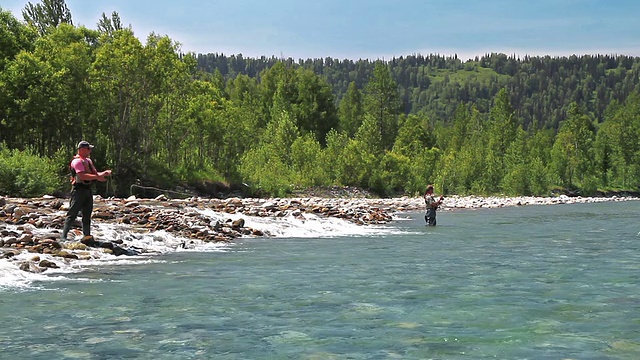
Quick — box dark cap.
[77,141,94,149]
[426,184,434,192]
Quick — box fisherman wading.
[61,141,112,241]
[424,184,444,226]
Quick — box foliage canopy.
[1,2,640,198]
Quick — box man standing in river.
[61,141,112,241]
[424,184,444,226]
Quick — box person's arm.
[97,170,112,178]
[75,160,111,182]
[77,172,106,182]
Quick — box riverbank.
[1,194,639,275]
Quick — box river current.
[1,201,639,359]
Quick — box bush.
[579,175,600,196]
[239,146,294,197]
[0,145,65,197]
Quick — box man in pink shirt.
[61,141,112,241]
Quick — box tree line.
[198,53,640,132]
[1,0,639,198]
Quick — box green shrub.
[579,175,600,196]
[0,145,65,197]
[239,146,294,197]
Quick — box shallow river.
[1,201,639,359]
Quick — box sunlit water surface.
[1,201,639,359]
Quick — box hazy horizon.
[3,0,640,62]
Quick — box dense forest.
[1,0,640,198]
[198,53,640,132]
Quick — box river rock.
[1,250,18,258]
[231,218,245,229]
[19,261,44,273]
[3,237,18,246]
[64,242,88,250]
[54,250,79,260]
[39,259,59,268]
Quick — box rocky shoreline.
[1,194,639,274]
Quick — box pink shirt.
[71,157,95,174]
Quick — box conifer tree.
[364,62,401,150]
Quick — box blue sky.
[3,0,640,61]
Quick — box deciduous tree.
[22,0,72,35]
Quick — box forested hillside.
[198,53,640,131]
[1,1,640,198]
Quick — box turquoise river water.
[1,201,639,359]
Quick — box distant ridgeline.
[196,53,640,130]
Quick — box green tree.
[222,74,263,181]
[448,104,473,151]
[392,114,433,157]
[0,8,37,69]
[293,67,338,144]
[0,24,96,156]
[258,62,338,144]
[22,0,72,35]
[322,129,350,184]
[144,34,196,173]
[595,94,640,188]
[291,132,327,187]
[388,114,438,194]
[527,129,554,195]
[217,101,262,182]
[227,73,259,105]
[432,104,487,194]
[0,9,38,147]
[161,79,222,183]
[364,62,401,150]
[338,81,364,137]
[334,114,383,189]
[35,24,95,154]
[372,151,411,195]
[549,103,596,189]
[97,11,124,37]
[239,109,299,196]
[258,62,296,126]
[484,88,519,192]
[435,129,486,195]
[501,127,530,195]
[90,29,187,192]
[354,113,384,157]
